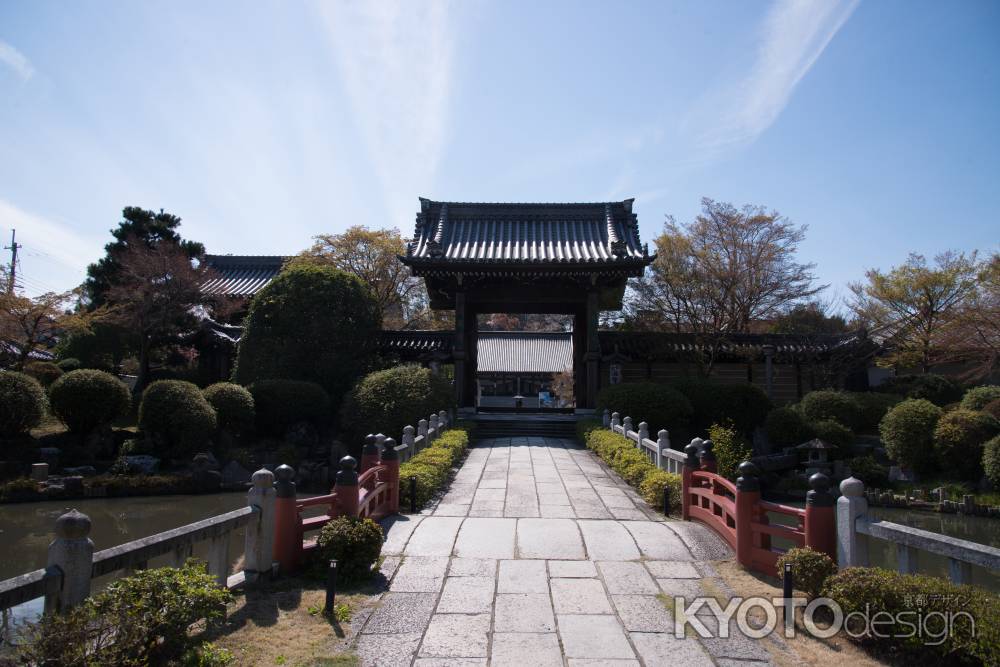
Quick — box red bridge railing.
[272,435,400,573]
[681,440,835,578]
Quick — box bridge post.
[611,412,620,429]
[638,422,649,449]
[602,409,610,427]
[361,434,379,473]
[681,441,700,521]
[438,410,448,429]
[623,416,633,436]
[699,440,717,473]
[656,430,669,470]
[429,414,440,440]
[335,456,360,518]
[735,461,761,571]
[402,425,416,459]
[245,468,276,587]
[381,438,400,513]
[418,419,429,443]
[837,476,869,568]
[45,509,94,614]
[805,473,837,561]
[272,464,300,574]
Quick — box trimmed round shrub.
[810,419,854,450]
[639,469,682,514]
[876,373,963,406]
[314,516,383,583]
[56,357,81,372]
[845,455,889,488]
[24,361,63,387]
[595,382,693,435]
[234,264,381,412]
[764,406,812,446]
[984,436,1000,488]
[249,379,329,436]
[48,369,131,434]
[341,364,452,446]
[879,399,942,473]
[0,371,46,438]
[985,398,1000,420]
[202,382,255,435]
[960,385,1000,412]
[933,409,1000,481]
[776,547,836,599]
[851,392,903,433]
[799,390,861,429]
[672,379,772,435]
[139,380,217,457]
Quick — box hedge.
[707,422,753,480]
[138,380,217,457]
[0,371,46,438]
[879,399,942,473]
[810,419,854,451]
[595,382,692,435]
[960,385,1000,412]
[48,369,131,434]
[799,390,861,430]
[933,409,1000,481]
[398,427,471,510]
[24,361,63,387]
[249,379,329,436]
[341,364,452,445]
[202,382,255,435]
[672,379,772,435]
[984,436,1000,488]
[851,392,903,433]
[580,426,681,514]
[845,455,889,488]
[876,373,964,406]
[984,399,1000,420]
[822,567,999,665]
[764,407,812,446]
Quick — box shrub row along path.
[354,435,781,666]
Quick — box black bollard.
[409,476,417,514]
[782,561,793,599]
[663,485,671,516]
[324,559,338,616]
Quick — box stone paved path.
[356,436,777,666]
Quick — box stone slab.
[356,631,422,667]
[405,517,464,556]
[557,614,635,660]
[611,594,674,632]
[548,560,597,578]
[390,556,448,593]
[497,559,548,593]
[597,561,658,594]
[551,577,612,614]
[491,633,562,667]
[381,515,424,555]
[363,593,437,634]
[494,593,556,632]
[644,561,700,579]
[578,521,640,561]
[419,613,492,658]
[436,576,495,613]
[628,632,714,667]
[448,557,496,577]
[517,518,585,559]
[622,521,692,560]
[453,517,516,559]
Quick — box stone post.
[381,438,400,513]
[804,473,836,561]
[245,468,275,586]
[360,434,379,473]
[602,409,610,427]
[735,462,761,571]
[699,440,717,473]
[611,411,620,430]
[638,422,649,449]
[623,416,634,437]
[335,456,359,518]
[418,419,429,443]
[402,425,416,458]
[681,441,700,521]
[429,414,440,440]
[31,462,49,482]
[438,410,448,429]
[837,476,869,568]
[45,509,93,614]
[656,430,669,470]
[272,464,300,574]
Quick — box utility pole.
[4,229,22,294]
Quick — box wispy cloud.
[314,1,457,228]
[0,39,35,81]
[693,0,859,155]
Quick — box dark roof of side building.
[402,198,653,269]
[201,255,287,297]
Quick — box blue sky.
[1,0,998,303]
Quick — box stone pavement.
[356,436,778,666]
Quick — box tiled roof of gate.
[201,255,286,297]
[403,199,652,266]
[477,332,573,374]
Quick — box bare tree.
[627,198,824,372]
[930,253,999,381]
[0,290,87,368]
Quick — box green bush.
[851,392,903,433]
[249,379,329,436]
[48,369,131,434]
[799,390,861,429]
[983,436,1000,488]
[56,357,81,372]
[13,561,231,666]
[672,379,772,435]
[0,371,45,438]
[822,567,1000,665]
[595,382,693,434]
[707,422,753,480]
[639,468,682,514]
[764,407,812,446]
[397,427,470,510]
[983,399,1000,420]
[576,418,602,442]
[314,516,384,582]
[611,447,654,486]
[139,380,217,457]
[879,399,943,473]
[202,382,255,435]
[960,385,1000,412]
[341,364,452,445]
[810,419,854,450]
[775,547,835,598]
[24,361,63,387]
[933,409,1000,481]
[876,373,964,406]
[234,264,381,412]
[845,455,889,488]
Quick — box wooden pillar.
[453,290,477,409]
[735,462,761,571]
[681,442,700,521]
[804,472,837,561]
[585,290,600,409]
[272,464,300,574]
[453,290,467,408]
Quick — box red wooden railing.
[272,436,400,573]
[681,440,835,578]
